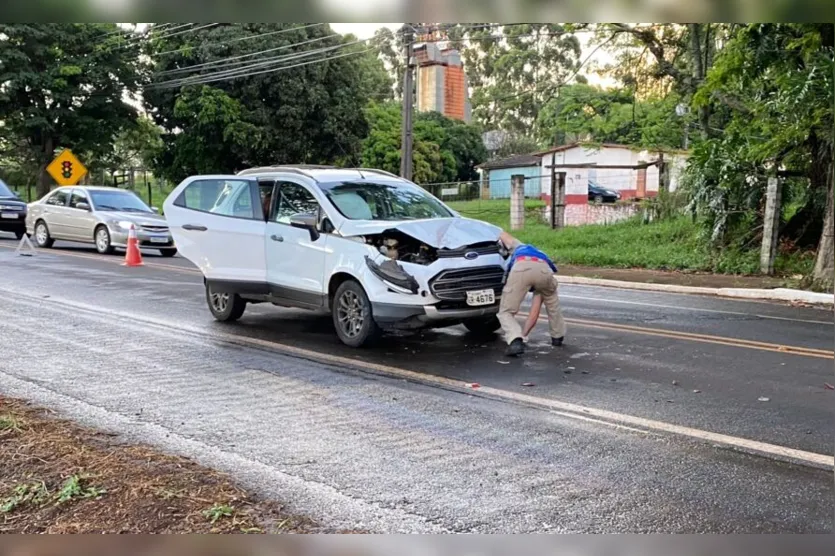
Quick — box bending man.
[497,231,566,357]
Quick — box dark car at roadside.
[0,179,27,239]
[588,182,621,204]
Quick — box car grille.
[436,243,500,259]
[0,204,24,211]
[429,265,505,301]
[140,225,169,233]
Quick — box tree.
[536,83,686,149]
[143,23,374,181]
[0,24,146,196]
[684,24,833,289]
[445,24,582,139]
[360,102,485,184]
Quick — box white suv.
[163,166,509,347]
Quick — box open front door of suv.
[163,175,267,285]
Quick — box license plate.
[1,213,17,219]
[466,289,495,306]
[149,236,169,244]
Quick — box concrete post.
[554,171,566,228]
[760,176,781,275]
[510,174,525,230]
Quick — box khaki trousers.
[497,259,566,344]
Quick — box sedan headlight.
[111,220,136,231]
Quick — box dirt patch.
[0,397,339,534]
[560,264,789,290]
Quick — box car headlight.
[111,221,136,231]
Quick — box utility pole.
[399,24,415,181]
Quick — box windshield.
[0,179,16,198]
[321,181,453,221]
[89,190,153,213]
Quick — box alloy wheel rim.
[210,292,229,313]
[35,224,47,244]
[96,229,109,251]
[337,290,364,338]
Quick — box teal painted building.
[476,154,542,199]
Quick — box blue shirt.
[507,244,558,274]
[504,245,557,291]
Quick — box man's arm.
[522,294,542,338]
[499,230,522,251]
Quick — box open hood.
[339,217,501,250]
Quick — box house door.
[636,167,647,198]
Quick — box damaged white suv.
[163,166,509,347]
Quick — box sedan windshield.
[321,181,453,221]
[0,179,16,198]
[89,190,153,213]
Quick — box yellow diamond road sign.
[47,149,87,186]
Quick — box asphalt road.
[0,234,833,533]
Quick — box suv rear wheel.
[205,283,247,322]
[332,279,381,348]
[463,315,501,335]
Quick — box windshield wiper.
[120,207,150,213]
[96,204,119,210]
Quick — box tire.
[463,315,501,335]
[34,220,54,248]
[332,279,381,348]
[14,230,24,240]
[94,225,114,254]
[594,195,604,204]
[205,283,247,322]
[160,248,177,258]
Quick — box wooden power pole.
[399,24,415,181]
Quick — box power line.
[146,46,374,90]
[150,23,328,59]
[148,38,369,89]
[154,33,340,76]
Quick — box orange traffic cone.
[122,224,144,267]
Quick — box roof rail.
[236,166,320,181]
[353,168,401,179]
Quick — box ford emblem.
[464,251,479,260]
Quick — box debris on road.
[570,352,590,360]
[466,383,481,389]
[0,397,327,534]
[692,390,701,394]
[672,381,679,386]
[758,397,770,402]
[824,383,834,390]
[521,382,535,387]
[496,361,510,365]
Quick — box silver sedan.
[25,186,177,257]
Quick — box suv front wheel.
[463,315,501,335]
[205,283,247,322]
[332,280,381,348]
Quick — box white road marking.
[3,286,833,471]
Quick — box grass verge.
[447,199,815,278]
[0,396,338,534]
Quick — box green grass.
[448,199,814,276]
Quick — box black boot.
[551,336,564,347]
[506,338,525,356]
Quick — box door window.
[69,189,89,209]
[45,189,69,206]
[173,179,260,220]
[274,182,320,224]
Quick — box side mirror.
[75,202,90,211]
[289,213,320,241]
[151,206,160,214]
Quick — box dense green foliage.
[0,23,145,195]
[360,102,486,184]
